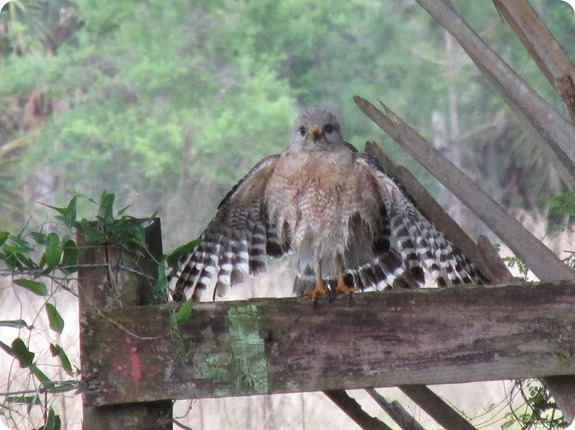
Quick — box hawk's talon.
[335,281,359,296]
[303,280,328,303]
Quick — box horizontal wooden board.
[80,282,575,406]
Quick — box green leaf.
[30,231,49,245]
[63,196,78,228]
[166,237,202,268]
[549,187,575,216]
[14,252,37,270]
[3,234,38,270]
[5,394,40,407]
[30,365,50,383]
[173,298,194,324]
[0,230,10,247]
[38,196,77,228]
[77,219,107,244]
[11,338,34,368]
[0,339,15,356]
[14,279,48,296]
[42,233,62,268]
[46,304,65,334]
[154,258,168,293]
[38,202,69,216]
[97,191,115,224]
[37,407,61,430]
[0,319,30,329]
[10,234,34,251]
[50,344,73,375]
[61,239,78,273]
[6,394,41,413]
[117,204,133,216]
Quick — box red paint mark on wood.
[129,345,142,396]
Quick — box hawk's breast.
[264,150,380,257]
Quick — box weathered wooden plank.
[492,0,575,125]
[81,281,575,406]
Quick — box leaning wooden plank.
[354,96,574,282]
[414,0,575,188]
[324,390,393,430]
[398,385,478,430]
[493,0,575,125]
[366,389,426,430]
[80,282,575,406]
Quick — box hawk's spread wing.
[357,154,485,287]
[172,154,288,302]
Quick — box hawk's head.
[289,108,345,151]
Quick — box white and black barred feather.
[171,155,289,302]
[357,154,485,288]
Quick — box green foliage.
[10,338,35,368]
[502,380,567,430]
[549,187,575,217]
[49,344,73,376]
[166,236,202,269]
[13,278,48,296]
[0,192,163,428]
[45,303,65,334]
[76,191,151,247]
[35,407,62,430]
[501,255,530,282]
[173,298,194,325]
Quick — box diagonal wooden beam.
[413,0,575,188]
[398,385,478,430]
[354,96,574,282]
[324,390,393,430]
[492,0,575,125]
[366,389,425,430]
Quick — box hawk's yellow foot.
[335,280,358,295]
[304,279,328,303]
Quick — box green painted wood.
[80,281,575,406]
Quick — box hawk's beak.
[309,126,322,142]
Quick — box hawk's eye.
[324,124,333,134]
[299,126,307,136]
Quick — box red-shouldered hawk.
[171,108,484,303]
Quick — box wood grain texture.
[80,281,575,406]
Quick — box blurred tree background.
[1,0,573,248]
[1,1,575,429]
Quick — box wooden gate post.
[78,219,172,430]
